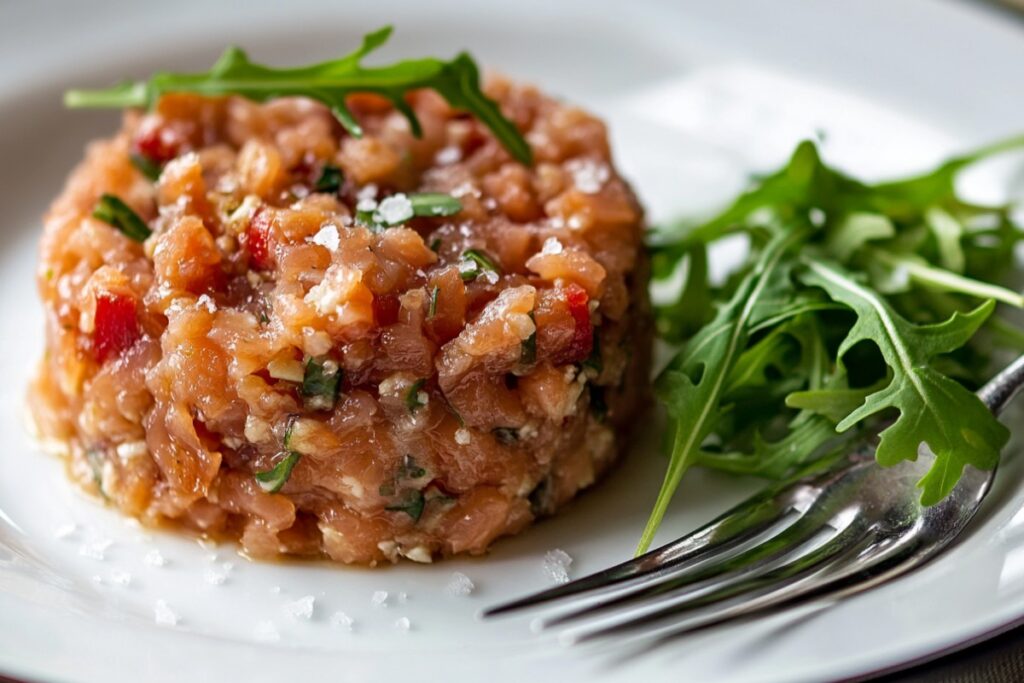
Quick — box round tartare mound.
[31,78,651,564]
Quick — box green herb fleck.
[314,164,343,193]
[429,237,442,252]
[397,454,427,480]
[301,358,341,410]
[92,193,151,242]
[282,414,299,449]
[385,489,425,521]
[129,152,162,181]
[64,26,532,165]
[408,192,462,218]
[458,248,500,282]
[520,311,537,365]
[405,379,427,413]
[255,451,300,493]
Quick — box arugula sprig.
[64,27,532,166]
[642,136,1024,554]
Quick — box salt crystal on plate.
[543,549,573,585]
[109,570,132,586]
[79,538,113,560]
[143,549,167,567]
[376,194,414,225]
[397,591,408,604]
[154,599,178,626]
[329,611,354,630]
[254,620,280,642]
[371,590,389,608]
[394,616,411,632]
[204,563,233,586]
[52,523,76,539]
[283,595,316,620]
[444,571,475,597]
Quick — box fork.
[483,353,1024,644]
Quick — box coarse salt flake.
[376,194,414,225]
[283,595,316,620]
[356,183,378,202]
[454,428,472,446]
[154,599,179,626]
[308,224,341,251]
[444,571,475,597]
[543,549,573,585]
[371,590,389,608]
[109,570,132,586]
[568,159,610,194]
[356,197,378,213]
[394,616,411,632]
[143,549,167,567]
[79,538,113,561]
[435,145,462,165]
[330,611,354,630]
[196,294,217,313]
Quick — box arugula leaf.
[458,248,501,281]
[92,193,151,242]
[639,228,804,553]
[129,152,162,181]
[405,379,427,413]
[64,27,533,165]
[385,489,426,521]
[800,259,1008,503]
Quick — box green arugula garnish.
[642,136,1024,554]
[301,358,341,410]
[255,451,300,493]
[64,26,532,165]
[385,489,426,521]
[92,193,152,242]
[355,192,463,230]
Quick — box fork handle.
[978,354,1024,416]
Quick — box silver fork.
[484,354,1024,644]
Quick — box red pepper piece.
[93,291,140,362]
[564,283,593,363]
[246,208,273,270]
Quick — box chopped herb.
[255,451,300,493]
[129,152,162,181]
[64,26,533,165]
[358,192,462,230]
[428,286,440,319]
[458,248,500,281]
[314,164,343,193]
[385,489,425,521]
[258,311,270,325]
[92,193,151,242]
[520,311,537,365]
[408,192,462,218]
[405,379,427,413]
[442,395,465,426]
[429,237,442,252]
[492,427,519,445]
[301,358,341,410]
[282,413,299,449]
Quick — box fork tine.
[566,518,876,644]
[483,481,816,618]
[541,506,859,629]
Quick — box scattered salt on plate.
[394,616,411,632]
[143,549,167,567]
[283,595,316,620]
[154,599,178,626]
[371,590,389,608]
[543,549,573,585]
[329,611,354,631]
[444,571,475,597]
[52,523,76,539]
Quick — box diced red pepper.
[564,283,593,363]
[133,119,184,164]
[246,208,274,270]
[93,291,140,362]
[372,293,401,327]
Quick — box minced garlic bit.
[454,428,472,446]
[267,357,305,383]
[402,545,433,563]
[308,223,341,251]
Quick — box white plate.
[2,1,1023,682]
